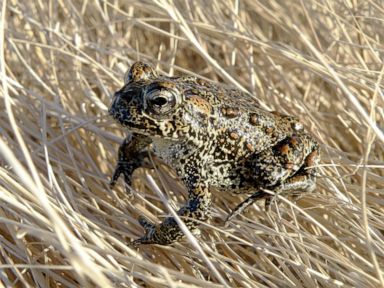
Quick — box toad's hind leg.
[225,170,317,223]
[226,134,320,223]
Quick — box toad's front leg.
[110,133,152,191]
[132,174,211,246]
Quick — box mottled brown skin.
[109,62,320,245]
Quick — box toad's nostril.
[109,93,120,115]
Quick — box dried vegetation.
[0,0,383,287]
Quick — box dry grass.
[0,0,383,287]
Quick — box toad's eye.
[145,88,178,115]
[150,96,168,107]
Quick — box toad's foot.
[132,183,211,246]
[110,161,134,189]
[224,191,268,225]
[131,215,184,246]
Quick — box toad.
[109,62,320,245]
